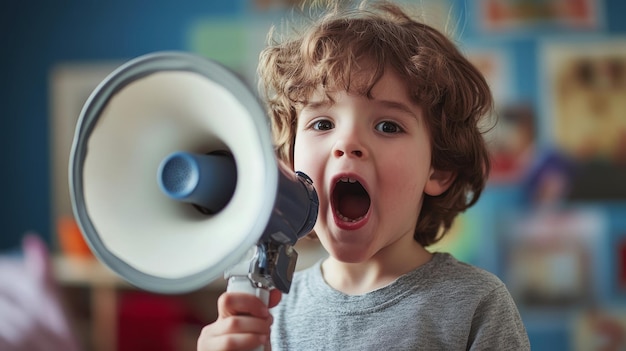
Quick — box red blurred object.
[117,292,185,351]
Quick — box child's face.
[293,68,449,263]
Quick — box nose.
[332,128,367,159]
[334,147,363,158]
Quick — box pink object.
[0,233,80,351]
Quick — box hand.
[197,289,282,351]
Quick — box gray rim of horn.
[68,51,277,293]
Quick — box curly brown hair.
[258,0,493,246]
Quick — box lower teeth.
[336,211,363,223]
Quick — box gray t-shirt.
[270,252,530,350]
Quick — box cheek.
[292,139,307,173]
[293,139,319,180]
[379,151,430,206]
[380,174,424,230]
[293,139,327,204]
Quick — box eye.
[375,121,403,134]
[311,119,334,131]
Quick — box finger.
[209,315,273,336]
[198,329,268,351]
[217,292,270,318]
[268,289,282,308]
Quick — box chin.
[325,240,374,264]
[316,216,375,262]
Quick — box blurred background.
[1,0,625,350]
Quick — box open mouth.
[332,177,371,222]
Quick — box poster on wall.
[542,38,626,162]
[465,49,512,104]
[186,18,266,85]
[541,37,626,200]
[465,48,536,183]
[502,208,607,309]
[487,102,536,183]
[572,307,626,351]
[476,0,604,33]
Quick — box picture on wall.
[541,37,626,200]
[187,18,262,84]
[465,48,536,183]
[486,102,536,183]
[572,307,626,351]
[502,208,607,309]
[543,38,626,162]
[477,0,603,32]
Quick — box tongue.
[338,193,370,220]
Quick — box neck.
[321,237,432,295]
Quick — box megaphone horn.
[69,52,318,298]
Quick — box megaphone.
[68,52,319,302]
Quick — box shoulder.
[424,254,530,349]
[428,254,530,349]
[412,253,519,325]
[422,253,506,295]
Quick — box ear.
[424,168,455,196]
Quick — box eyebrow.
[377,99,418,119]
[302,99,333,111]
[301,97,419,120]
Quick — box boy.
[198,1,530,350]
